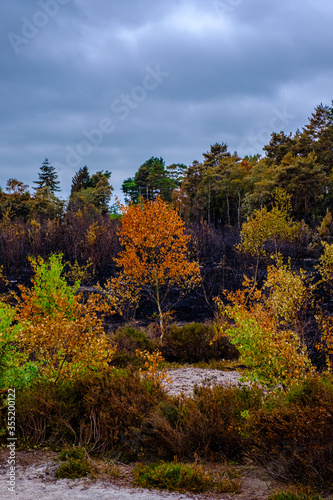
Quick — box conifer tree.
[70,165,90,194]
[34,158,60,193]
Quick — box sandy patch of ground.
[162,367,248,397]
[0,449,285,500]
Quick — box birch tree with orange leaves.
[111,197,200,339]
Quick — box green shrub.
[56,446,92,479]
[162,322,239,363]
[112,326,155,368]
[286,373,333,407]
[77,368,166,458]
[134,461,220,493]
[56,459,92,479]
[268,491,323,500]
[59,446,86,461]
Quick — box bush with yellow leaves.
[16,254,115,385]
[215,257,314,389]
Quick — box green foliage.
[17,253,113,384]
[29,186,65,220]
[237,189,299,263]
[70,166,90,193]
[69,168,113,214]
[133,461,234,493]
[25,253,79,317]
[275,153,328,221]
[34,158,60,193]
[263,255,307,327]
[318,209,333,241]
[0,301,38,390]
[216,255,313,389]
[0,180,31,221]
[59,446,87,461]
[177,144,248,226]
[133,156,178,202]
[268,491,323,500]
[6,358,333,490]
[162,322,239,363]
[285,373,333,407]
[121,177,139,204]
[56,458,92,479]
[63,258,94,286]
[222,303,312,389]
[9,369,165,457]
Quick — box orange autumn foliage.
[135,349,173,388]
[109,197,200,338]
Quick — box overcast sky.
[1,0,333,201]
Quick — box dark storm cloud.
[1,0,332,199]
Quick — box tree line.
[2,102,333,224]
[1,101,333,287]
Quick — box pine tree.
[296,103,333,172]
[70,166,90,194]
[34,158,60,193]
[202,142,231,168]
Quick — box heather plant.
[244,375,333,486]
[111,325,154,368]
[145,384,262,462]
[268,491,323,500]
[133,461,240,494]
[162,322,239,363]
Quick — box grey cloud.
[1,0,332,198]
